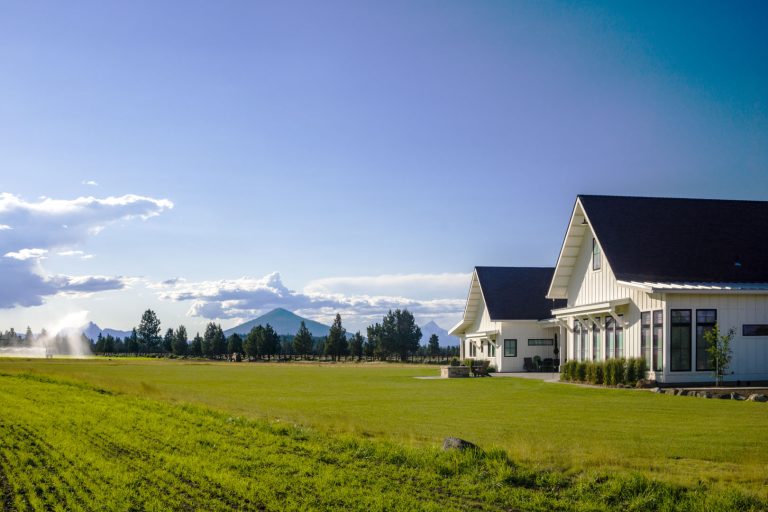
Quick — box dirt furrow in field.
[0,449,15,512]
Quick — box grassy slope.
[0,359,766,492]
[0,372,764,511]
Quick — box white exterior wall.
[565,230,665,371]
[461,294,558,372]
[664,293,768,383]
[564,227,768,383]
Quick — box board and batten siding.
[665,293,768,382]
[565,229,665,365]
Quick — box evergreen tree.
[292,321,313,358]
[127,328,140,353]
[245,325,263,360]
[104,334,115,353]
[324,314,347,361]
[349,331,364,360]
[428,334,440,358]
[95,333,105,353]
[366,322,384,359]
[190,333,203,356]
[213,324,227,356]
[163,328,175,353]
[261,324,280,361]
[203,322,218,357]
[380,309,421,362]
[172,326,188,355]
[24,326,33,343]
[227,333,243,355]
[137,309,162,352]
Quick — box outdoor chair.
[540,358,555,372]
[523,357,535,372]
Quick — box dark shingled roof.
[475,267,566,320]
[579,195,768,283]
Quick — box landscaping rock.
[652,387,662,393]
[714,393,731,399]
[747,394,768,402]
[697,391,712,398]
[679,390,690,396]
[730,392,745,401]
[442,437,479,452]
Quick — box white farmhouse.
[547,195,768,384]
[449,267,566,372]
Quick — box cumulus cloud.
[0,192,172,309]
[156,271,467,329]
[82,180,98,186]
[57,250,94,260]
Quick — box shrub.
[450,357,460,367]
[625,358,637,385]
[463,358,473,368]
[594,362,604,385]
[560,360,576,381]
[575,362,587,382]
[585,362,596,384]
[605,360,617,386]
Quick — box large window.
[743,324,768,336]
[488,341,496,357]
[469,341,476,357]
[503,339,517,357]
[592,237,602,270]
[605,316,615,359]
[528,339,554,346]
[580,321,587,361]
[695,310,717,371]
[573,321,581,361]
[615,316,624,358]
[641,312,651,367]
[670,310,692,372]
[652,310,663,371]
[592,318,601,360]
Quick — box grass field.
[1,358,767,510]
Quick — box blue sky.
[1,1,766,335]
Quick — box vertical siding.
[565,231,665,366]
[665,293,768,382]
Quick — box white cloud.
[156,271,467,329]
[82,180,98,186]
[0,224,11,230]
[0,192,172,309]
[4,248,48,261]
[57,250,94,260]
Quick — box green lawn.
[0,357,766,509]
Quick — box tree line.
[87,308,459,361]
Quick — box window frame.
[743,324,768,336]
[503,339,517,357]
[695,309,717,371]
[592,237,602,271]
[527,339,554,346]
[652,310,663,372]
[592,317,601,361]
[640,312,651,367]
[670,309,692,372]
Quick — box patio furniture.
[523,357,535,372]
[471,360,491,377]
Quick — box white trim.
[465,330,500,340]
[551,298,630,317]
[617,280,768,294]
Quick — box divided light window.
[580,321,588,361]
[670,310,692,372]
[573,321,581,361]
[592,237,602,270]
[488,342,496,357]
[652,310,663,372]
[469,341,476,358]
[615,316,624,359]
[695,310,717,371]
[592,318,601,361]
[743,324,768,336]
[528,339,554,346]
[641,312,651,367]
[503,339,517,357]
[605,316,615,359]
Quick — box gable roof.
[451,267,565,336]
[476,267,566,320]
[548,195,768,298]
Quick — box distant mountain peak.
[224,308,331,337]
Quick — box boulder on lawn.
[442,437,479,452]
[730,392,745,401]
[747,394,768,402]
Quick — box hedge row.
[560,358,647,386]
